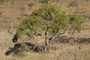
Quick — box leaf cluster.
[15,5,83,40]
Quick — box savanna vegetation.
[12,0,83,54]
[0,0,90,60]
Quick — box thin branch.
[49,30,65,41]
[32,40,43,51]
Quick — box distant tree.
[12,2,83,52]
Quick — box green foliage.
[15,4,83,41]
[39,0,49,3]
[16,15,43,38]
[51,0,60,2]
[68,15,83,34]
[39,0,60,4]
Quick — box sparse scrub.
[0,0,90,60]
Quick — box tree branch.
[49,30,65,41]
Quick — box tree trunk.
[44,23,50,53]
[45,38,49,53]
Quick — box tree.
[12,3,83,52]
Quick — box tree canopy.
[13,4,83,42]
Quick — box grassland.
[0,0,90,60]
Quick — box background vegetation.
[0,0,90,60]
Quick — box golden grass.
[0,0,90,60]
[0,42,90,60]
[0,30,90,60]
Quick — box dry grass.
[0,30,90,60]
[0,0,90,60]
[0,41,90,60]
